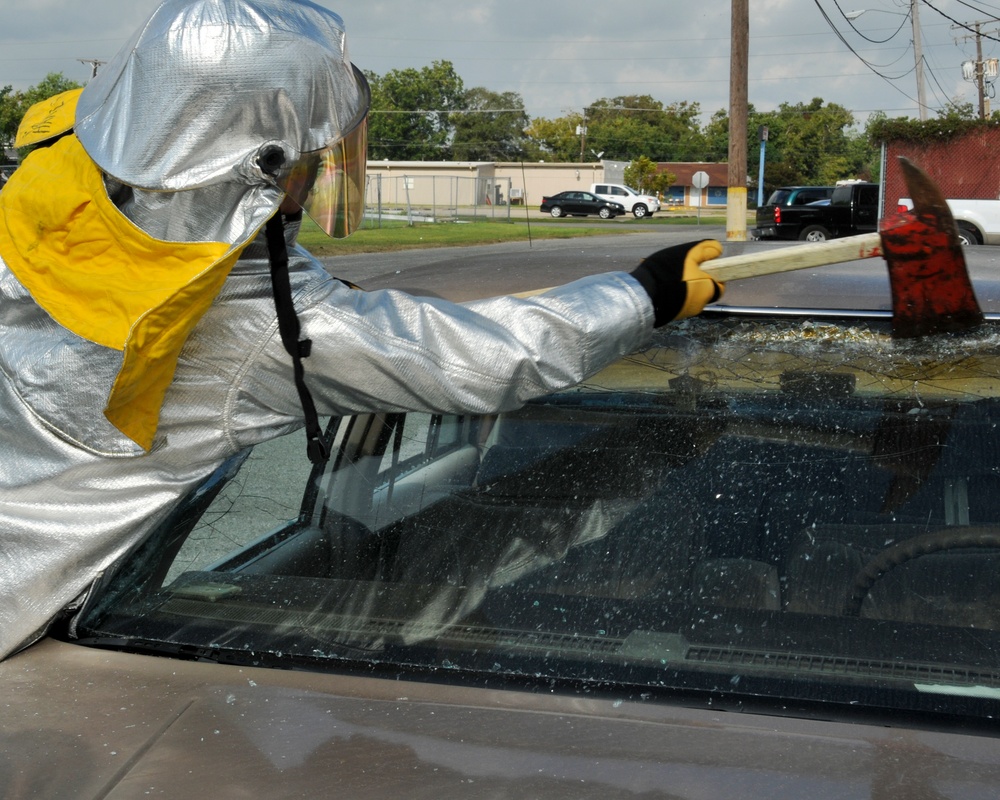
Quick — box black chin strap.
[264,212,330,465]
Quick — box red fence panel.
[884,130,1000,210]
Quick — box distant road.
[319,231,1000,313]
[319,228,728,301]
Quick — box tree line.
[363,60,882,196]
[3,64,994,200]
[1,73,82,155]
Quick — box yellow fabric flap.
[0,135,245,450]
[14,88,84,148]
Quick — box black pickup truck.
[754,182,879,242]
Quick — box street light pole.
[911,0,928,120]
[757,126,768,207]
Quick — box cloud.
[1,0,982,127]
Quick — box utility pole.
[955,21,1000,119]
[975,23,987,118]
[911,0,928,120]
[727,0,748,241]
[77,59,106,78]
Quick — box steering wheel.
[843,527,1000,617]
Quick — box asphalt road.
[319,228,728,301]
[319,228,1000,313]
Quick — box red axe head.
[880,157,984,338]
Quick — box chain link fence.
[882,130,1000,213]
[363,174,513,227]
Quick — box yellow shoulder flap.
[0,135,245,449]
[14,88,84,148]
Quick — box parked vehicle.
[539,190,624,219]
[764,185,835,208]
[754,183,878,242]
[897,196,1000,245]
[590,183,660,218]
[752,185,834,240]
[4,265,1000,797]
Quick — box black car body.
[4,257,1000,797]
[752,186,836,239]
[540,191,625,219]
[753,185,835,240]
[755,183,879,242]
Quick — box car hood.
[2,639,1000,798]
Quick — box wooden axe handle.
[700,232,883,281]
[513,233,884,298]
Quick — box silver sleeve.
[260,270,655,417]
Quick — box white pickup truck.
[897,197,1000,245]
[591,183,660,218]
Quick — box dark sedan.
[540,190,625,219]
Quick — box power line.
[922,0,1000,41]
[814,0,928,118]
[832,0,912,43]
[922,56,969,112]
[946,0,1000,22]
[814,0,919,78]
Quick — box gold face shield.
[269,66,370,239]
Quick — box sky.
[3,0,1000,131]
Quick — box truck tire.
[957,222,981,245]
[799,225,831,242]
[632,204,649,219]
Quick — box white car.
[897,196,1000,245]
[590,183,660,218]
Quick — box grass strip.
[298,214,727,256]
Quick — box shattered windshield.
[71,315,1000,725]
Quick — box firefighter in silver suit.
[0,0,723,659]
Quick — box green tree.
[524,113,585,161]
[583,96,707,161]
[937,101,978,121]
[0,72,82,153]
[450,88,529,161]
[866,102,989,147]
[708,98,875,198]
[624,156,675,194]
[754,99,865,191]
[0,85,17,151]
[366,61,465,160]
[702,107,734,163]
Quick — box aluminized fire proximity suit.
[0,0,723,660]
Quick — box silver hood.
[75,0,366,195]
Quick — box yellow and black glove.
[630,240,725,326]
